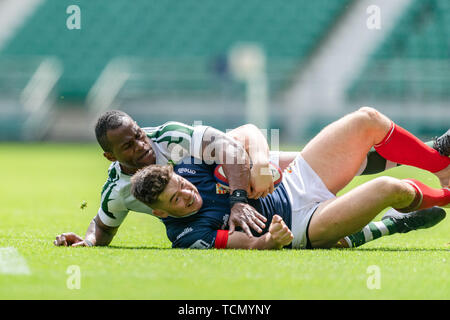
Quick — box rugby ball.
[214,162,283,191]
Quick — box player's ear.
[152,209,169,218]
[103,152,117,162]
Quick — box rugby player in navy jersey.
[130,107,450,249]
[131,160,295,249]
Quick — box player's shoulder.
[105,161,120,180]
[174,160,216,184]
[174,158,214,172]
[101,162,130,195]
[143,121,194,140]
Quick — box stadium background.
[0,0,449,301]
[0,0,448,143]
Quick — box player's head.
[95,110,155,173]
[131,164,203,218]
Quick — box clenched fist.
[268,215,293,249]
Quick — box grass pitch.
[0,143,449,300]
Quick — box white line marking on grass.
[0,247,31,275]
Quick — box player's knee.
[373,176,397,189]
[308,222,343,249]
[358,106,379,117]
[373,176,410,200]
[356,106,382,126]
[350,106,390,137]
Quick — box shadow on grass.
[335,247,450,252]
[107,245,172,250]
[107,245,449,252]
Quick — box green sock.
[344,219,397,248]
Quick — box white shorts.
[281,155,336,249]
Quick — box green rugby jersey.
[98,121,209,227]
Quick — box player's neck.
[119,163,139,175]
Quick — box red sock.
[397,179,450,212]
[375,122,450,173]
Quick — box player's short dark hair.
[131,165,174,206]
[95,110,131,152]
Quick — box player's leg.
[277,129,447,186]
[327,141,439,176]
[356,129,448,176]
[300,107,392,194]
[304,138,439,176]
[307,176,450,249]
[336,206,446,248]
[276,137,445,178]
[373,123,450,187]
[301,107,450,195]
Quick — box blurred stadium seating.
[0,0,447,142]
[0,56,61,139]
[2,0,350,99]
[348,0,449,102]
[0,0,352,139]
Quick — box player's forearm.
[84,216,118,246]
[202,128,251,192]
[227,124,270,167]
[226,232,282,250]
[222,161,251,193]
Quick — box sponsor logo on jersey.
[177,168,197,175]
[176,227,194,240]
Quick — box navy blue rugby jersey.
[161,158,292,249]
